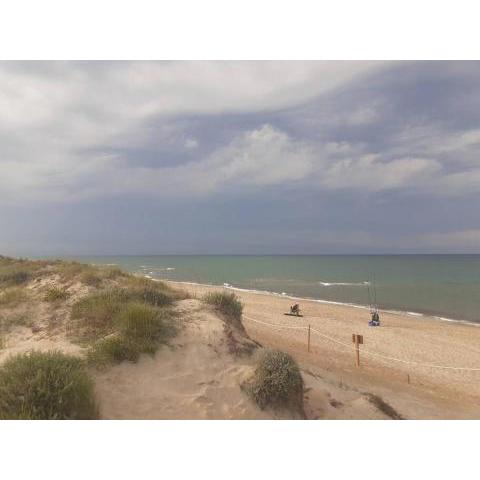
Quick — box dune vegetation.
[242,349,305,416]
[0,255,185,418]
[202,291,243,327]
[0,350,98,420]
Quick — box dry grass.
[0,287,28,307]
[43,287,70,303]
[79,270,102,287]
[0,256,47,286]
[0,312,31,330]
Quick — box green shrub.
[0,287,28,307]
[43,287,70,302]
[0,351,98,419]
[70,290,125,340]
[118,303,172,342]
[202,291,243,325]
[88,336,141,365]
[88,304,175,366]
[242,350,304,412]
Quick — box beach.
[167,280,480,419]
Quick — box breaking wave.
[319,281,370,287]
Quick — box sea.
[58,255,480,324]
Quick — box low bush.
[43,287,70,302]
[242,350,304,413]
[0,350,98,419]
[202,291,243,326]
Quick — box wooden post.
[307,324,311,352]
[352,334,363,367]
[407,374,410,384]
[355,337,360,367]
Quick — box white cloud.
[320,154,441,191]
[184,138,198,149]
[0,61,385,204]
[86,125,444,199]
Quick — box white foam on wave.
[433,316,480,328]
[319,281,370,287]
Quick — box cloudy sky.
[1,61,480,255]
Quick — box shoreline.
[155,277,480,329]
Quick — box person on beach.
[369,310,380,326]
[290,303,300,315]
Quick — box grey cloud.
[1,61,480,254]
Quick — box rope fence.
[242,314,480,372]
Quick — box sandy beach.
[167,281,480,419]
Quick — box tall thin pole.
[307,324,311,353]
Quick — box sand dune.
[167,281,480,419]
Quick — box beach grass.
[43,287,70,302]
[70,280,178,342]
[242,349,304,414]
[0,350,98,419]
[202,291,243,326]
[88,303,176,366]
[70,290,126,341]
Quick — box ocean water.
[61,255,480,324]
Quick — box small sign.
[352,334,364,344]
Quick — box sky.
[1,61,480,255]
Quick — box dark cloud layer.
[1,61,480,255]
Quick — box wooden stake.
[352,333,363,367]
[307,324,311,352]
[355,337,360,367]
[407,374,410,384]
